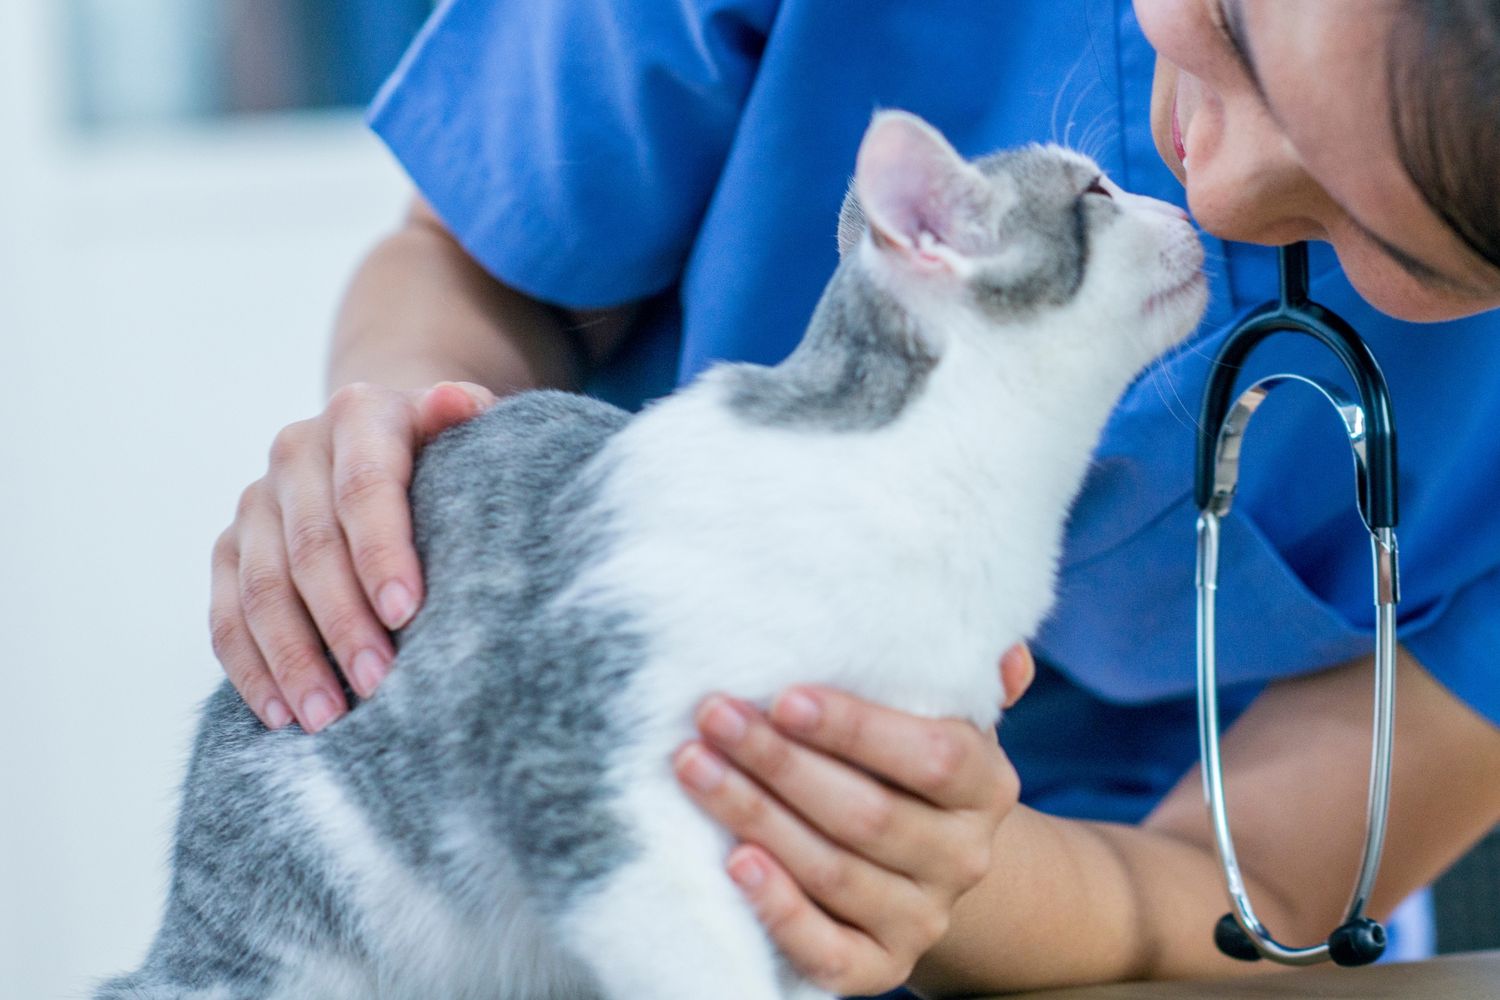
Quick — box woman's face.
[1135,0,1500,321]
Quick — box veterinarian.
[208,1,1500,995]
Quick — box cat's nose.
[1148,200,1190,222]
[1123,191,1191,222]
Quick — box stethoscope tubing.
[1196,515,1397,964]
[1193,243,1400,967]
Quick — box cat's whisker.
[1063,77,1102,151]
[1145,352,1208,433]
[1073,112,1117,162]
[1176,336,1223,363]
[1050,54,1091,146]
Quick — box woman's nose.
[1186,105,1328,243]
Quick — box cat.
[95,110,1206,1000]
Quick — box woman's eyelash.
[1214,0,1268,100]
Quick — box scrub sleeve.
[368,0,774,310]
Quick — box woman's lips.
[1171,89,1187,164]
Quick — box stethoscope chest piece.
[1194,243,1400,967]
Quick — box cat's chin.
[1142,271,1207,319]
[1141,272,1209,350]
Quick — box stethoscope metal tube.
[1194,242,1400,967]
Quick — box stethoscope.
[1194,242,1399,967]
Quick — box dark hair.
[1387,0,1500,272]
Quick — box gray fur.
[321,391,641,910]
[97,686,366,998]
[835,177,866,258]
[969,146,1106,314]
[98,391,636,997]
[724,262,938,431]
[735,144,1111,433]
[839,143,1107,316]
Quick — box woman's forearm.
[910,805,1285,996]
[326,198,585,396]
[914,647,1500,997]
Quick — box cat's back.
[409,390,631,588]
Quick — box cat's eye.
[1085,176,1112,199]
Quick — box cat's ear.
[853,111,1011,273]
[835,180,866,259]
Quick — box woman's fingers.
[768,687,1010,812]
[674,741,936,974]
[234,481,349,732]
[326,384,425,631]
[693,696,962,882]
[680,689,1020,989]
[1001,643,1036,708]
[209,529,292,729]
[416,380,496,440]
[210,379,498,726]
[725,843,911,996]
[273,432,395,699]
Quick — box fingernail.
[728,851,766,891]
[1002,643,1034,674]
[264,698,293,730]
[377,581,417,630]
[436,380,490,411]
[351,648,390,696]
[700,696,748,744]
[772,690,821,732]
[675,744,726,793]
[301,690,339,733]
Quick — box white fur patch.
[276,757,596,1000]
[557,771,795,999]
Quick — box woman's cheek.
[1133,0,1205,67]
[1330,231,1498,323]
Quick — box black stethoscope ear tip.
[1328,917,1387,967]
[1214,913,1262,962]
[1213,912,1387,966]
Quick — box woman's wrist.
[907,805,1110,997]
[909,805,1257,997]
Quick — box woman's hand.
[674,646,1035,996]
[210,380,495,732]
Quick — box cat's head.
[838,110,1206,372]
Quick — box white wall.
[0,4,411,996]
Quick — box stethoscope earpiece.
[1328,917,1387,967]
[1214,913,1387,967]
[1195,243,1400,968]
[1213,913,1261,963]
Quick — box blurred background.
[0,1,428,995]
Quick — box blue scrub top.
[370,0,1500,827]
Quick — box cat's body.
[98,112,1206,1000]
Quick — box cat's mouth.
[1143,271,1207,316]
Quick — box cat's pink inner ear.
[854,111,986,265]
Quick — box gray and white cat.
[97,111,1205,1000]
